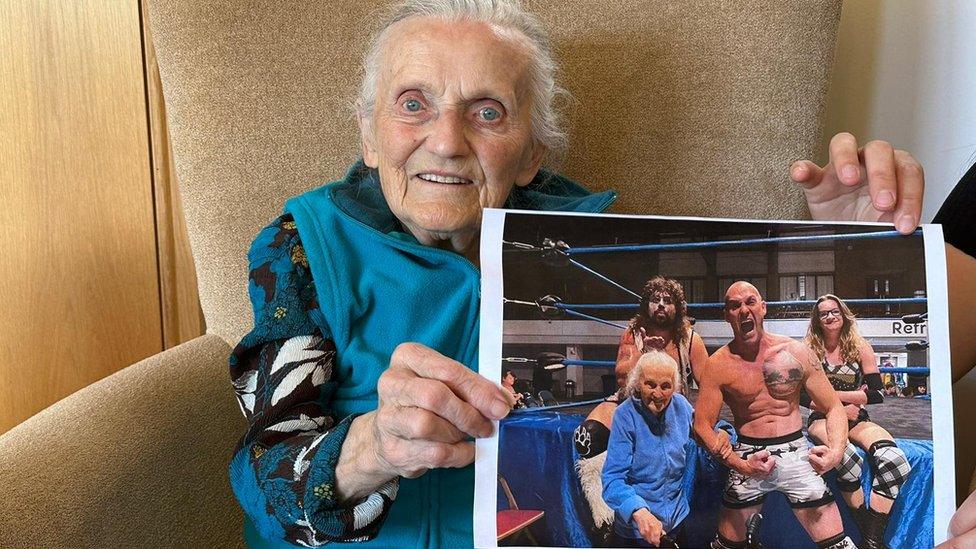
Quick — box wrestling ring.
[495,228,934,548]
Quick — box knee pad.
[868,440,911,500]
[711,534,748,549]
[574,419,610,458]
[816,533,856,549]
[834,441,864,492]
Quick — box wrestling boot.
[851,505,868,538]
[746,512,763,548]
[858,506,891,549]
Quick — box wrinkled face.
[724,282,767,345]
[639,362,675,415]
[360,17,544,247]
[817,299,844,332]
[645,290,676,328]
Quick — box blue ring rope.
[879,367,930,375]
[561,308,627,330]
[559,360,930,374]
[553,297,927,311]
[566,229,921,255]
[567,258,642,299]
[509,397,608,414]
[562,359,616,367]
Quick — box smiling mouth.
[417,173,473,185]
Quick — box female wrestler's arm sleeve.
[228,215,396,545]
[601,408,649,523]
[859,345,884,404]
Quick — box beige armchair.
[0,1,851,546]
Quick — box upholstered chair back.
[147,0,842,345]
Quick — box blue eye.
[479,106,501,121]
[403,99,423,112]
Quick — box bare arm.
[799,344,847,459]
[834,391,868,406]
[689,332,710,384]
[948,244,976,383]
[692,357,752,475]
[615,329,639,384]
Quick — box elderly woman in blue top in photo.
[226,0,928,547]
[602,347,697,547]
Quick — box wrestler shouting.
[693,282,855,549]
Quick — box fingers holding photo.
[791,132,924,234]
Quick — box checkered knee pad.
[817,533,857,548]
[834,441,863,491]
[869,440,911,500]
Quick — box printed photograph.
[475,210,952,549]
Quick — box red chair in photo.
[497,474,545,544]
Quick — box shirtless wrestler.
[694,282,855,549]
[573,277,708,542]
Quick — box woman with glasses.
[803,294,911,549]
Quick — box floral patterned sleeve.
[228,215,398,546]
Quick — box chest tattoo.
[762,350,803,399]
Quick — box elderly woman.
[226,0,925,547]
[803,294,911,549]
[602,349,693,547]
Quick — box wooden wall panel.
[0,0,162,434]
[142,8,205,348]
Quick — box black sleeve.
[863,372,885,405]
[934,161,976,258]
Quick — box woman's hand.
[335,343,511,502]
[711,428,734,461]
[632,508,664,546]
[938,489,976,547]
[791,132,924,234]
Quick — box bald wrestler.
[573,276,708,543]
[694,282,855,549]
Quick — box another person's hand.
[845,403,862,422]
[744,449,776,479]
[636,328,666,353]
[632,508,664,546]
[336,343,510,501]
[939,489,976,547]
[791,132,924,234]
[808,444,842,474]
[712,429,734,460]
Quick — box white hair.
[624,351,682,398]
[356,0,569,162]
